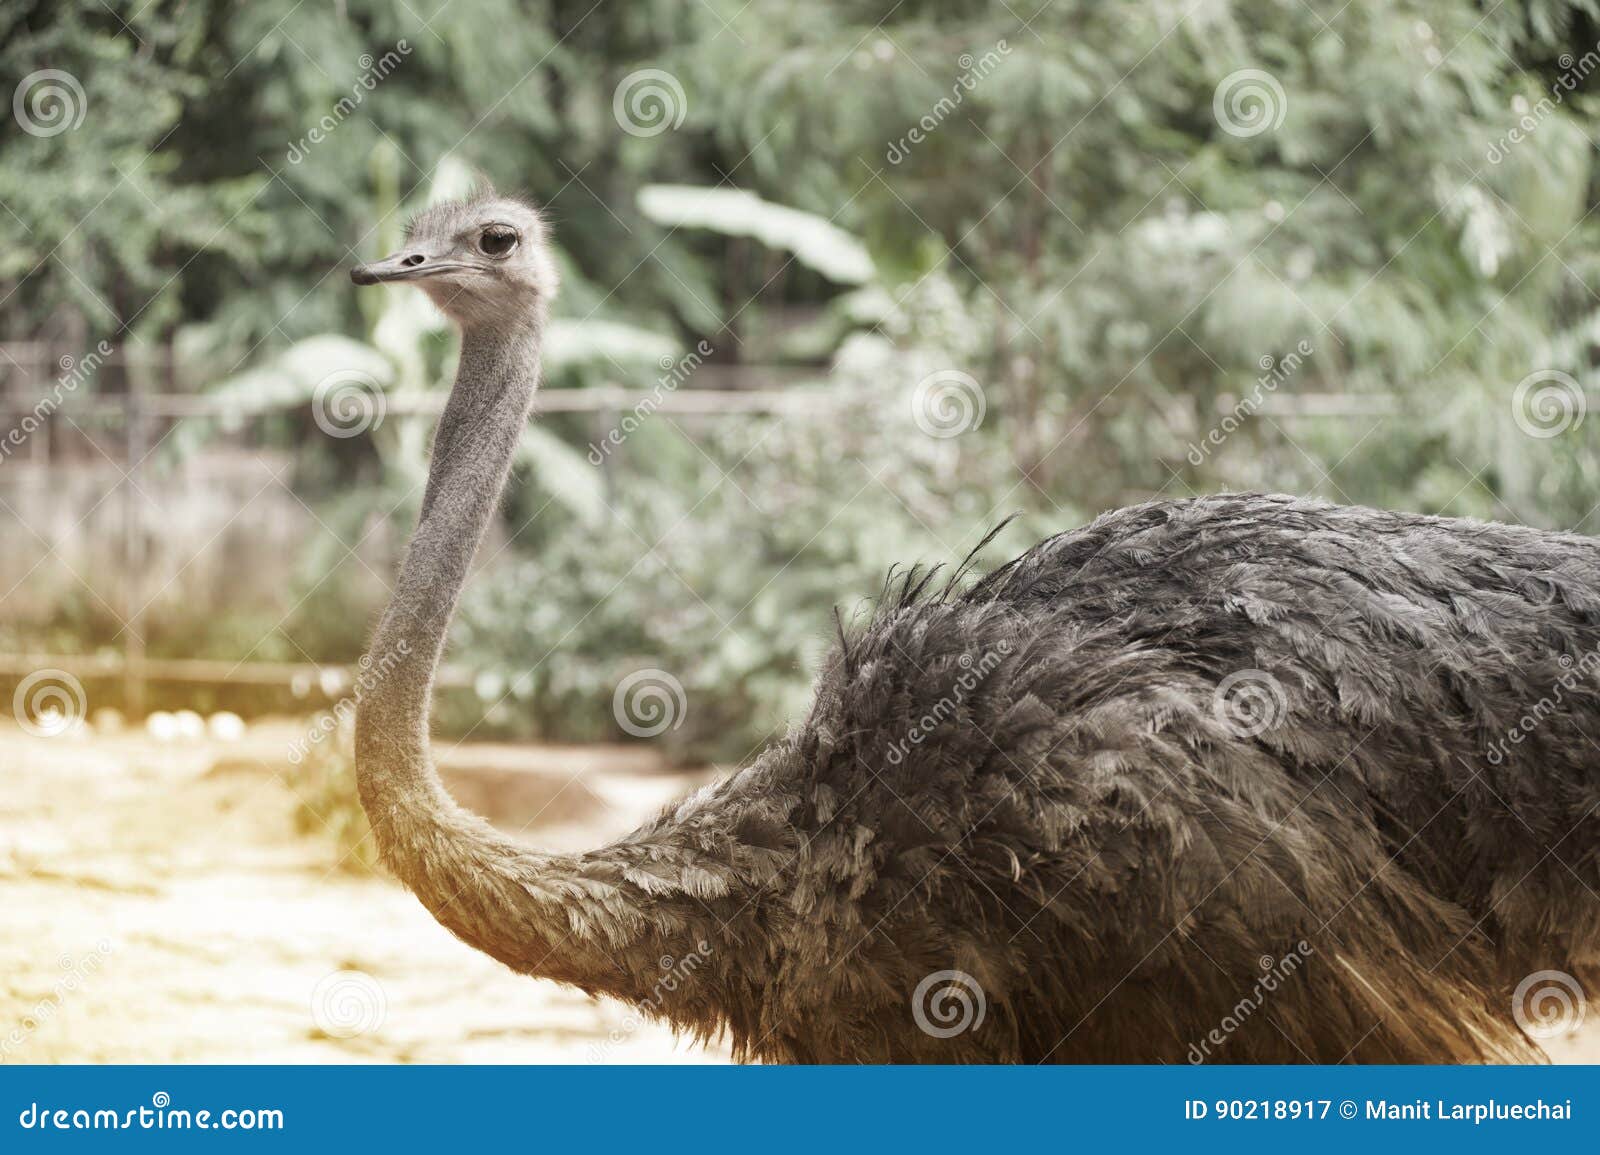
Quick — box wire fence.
[0,340,1392,718]
[0,340,835,717]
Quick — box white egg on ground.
[145,711,179,742]
[91,707,126,734]
[173,710,205,740]
[207,711,246,741]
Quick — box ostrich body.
[352,193,1600,1063]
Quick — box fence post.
[122,349,148,719]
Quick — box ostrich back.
[659,493,1600,1063]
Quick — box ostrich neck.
[352,314,744,1009]
[352,317,569,964]
[356,318,539,806]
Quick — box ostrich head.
[350,189,557,329]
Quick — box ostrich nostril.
[400,254,425,268]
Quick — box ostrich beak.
[350,249,442,285]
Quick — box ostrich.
[351,190,1600,1063]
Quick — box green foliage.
[8,0,1600,755]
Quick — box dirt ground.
[0,720,730,1064]
[1,718,1594,1065]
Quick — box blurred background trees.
[4,0,1600,760]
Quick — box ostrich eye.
[479,227,518,257]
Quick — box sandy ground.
[0,720,731,1064]
[1,719,1595,1065]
